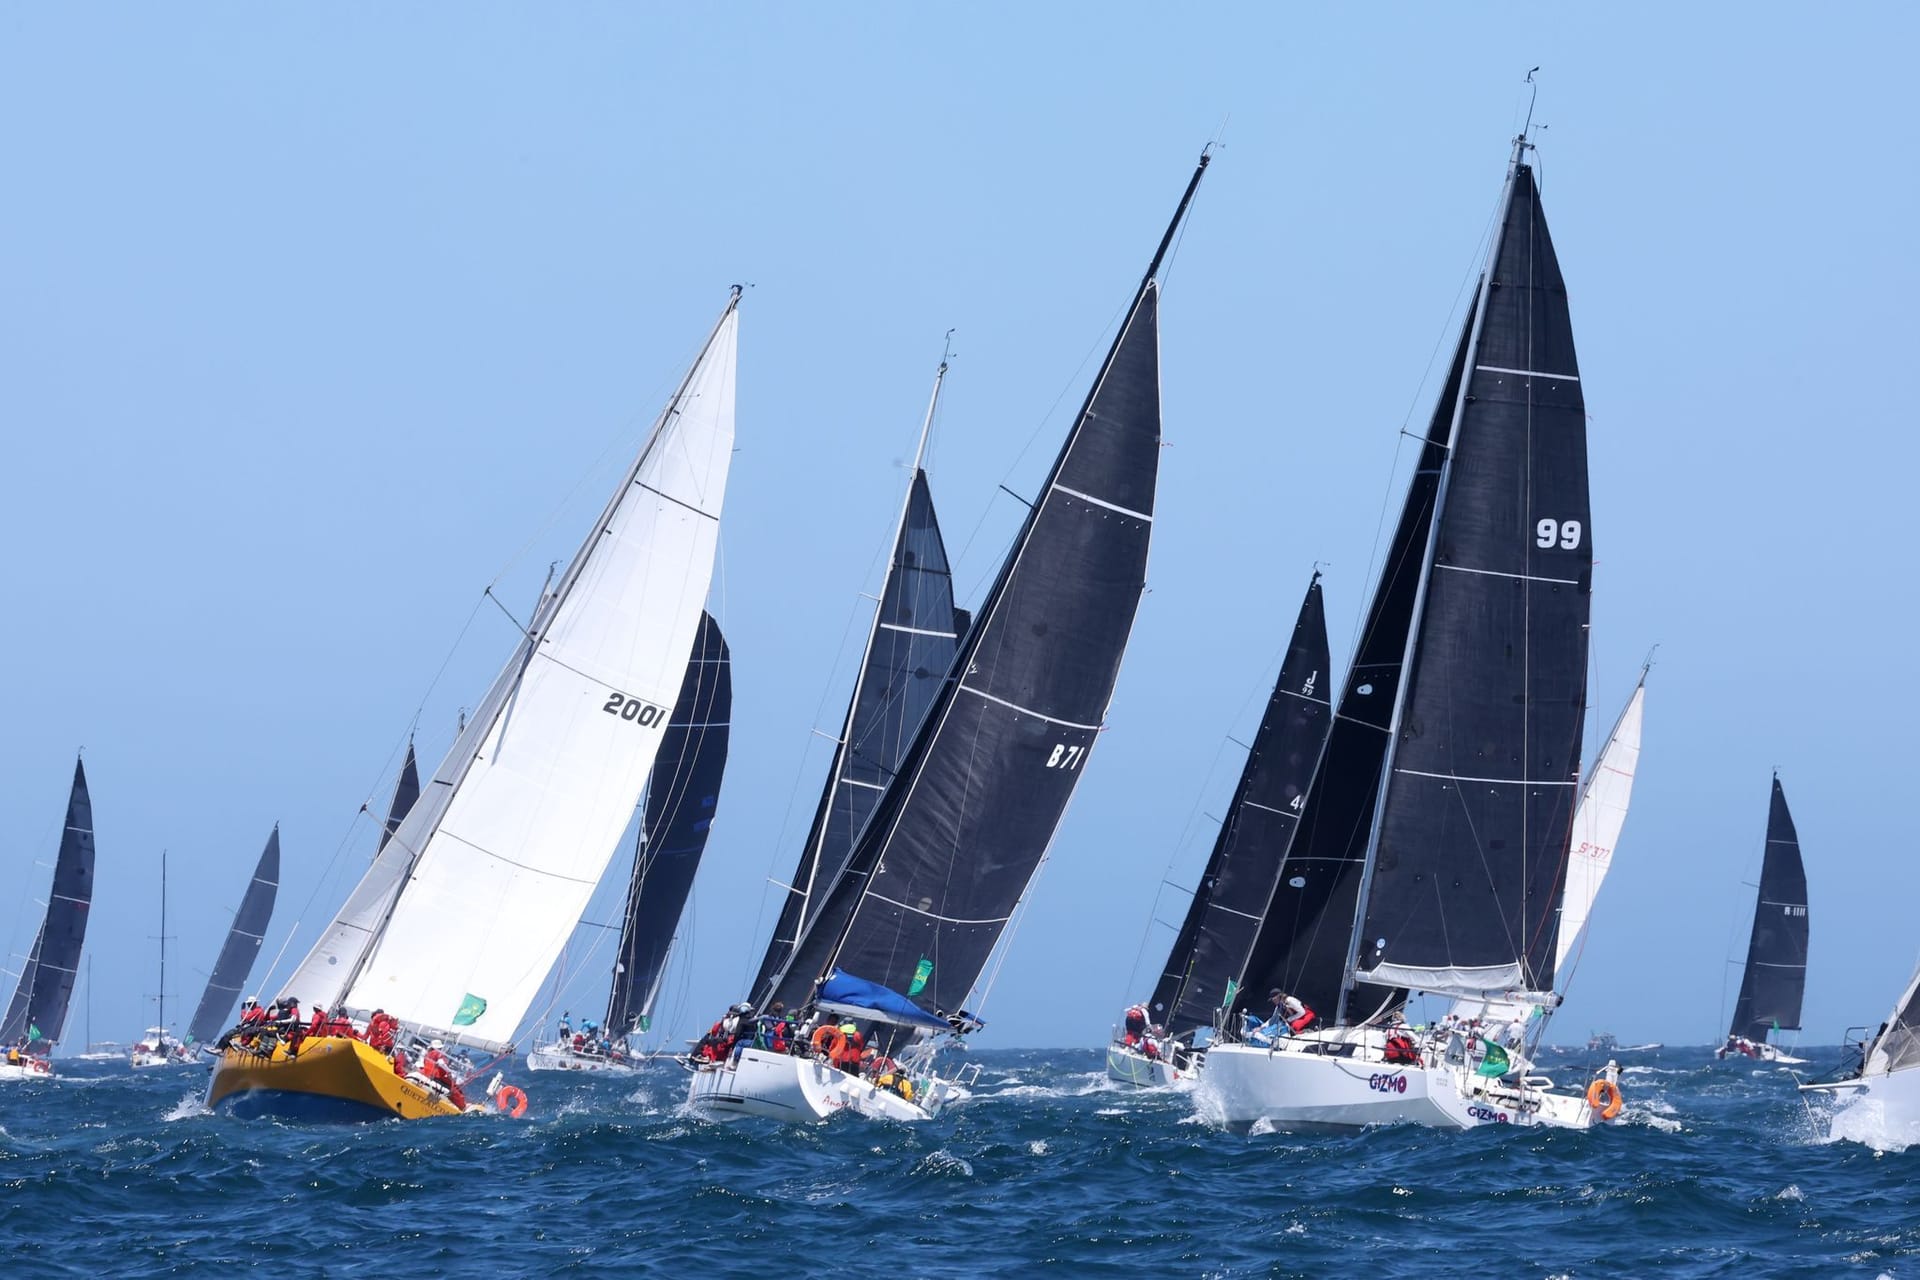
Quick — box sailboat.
[528,610,732,1074]
[1,758,95,1082]
[688,152,1209,1123]
[1200,131,1634,1132]
[179,827,281,1060]
[130,852,188,1068]
[1803,965,1920,1146]
[205,288,740,1120]
[1107,571,1333,1088]
[1715,775,1809,1064]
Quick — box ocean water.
[0,1046,1913,1277]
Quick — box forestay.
[281,292,739,1051]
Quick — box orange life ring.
[1585,1078,1623,1120]
[494,1084,529,1118]
[810,1025,846,1060]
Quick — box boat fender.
[811,1025,847,1061]
[495,1084,530,1118]
[1585,1078,1624,1120]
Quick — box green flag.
[1222,978,1240,1009]
[1771,1017,1781,1032]
[452,994,488,1027]
[637,1014,652,1034]
[1476,1041,1511,1078]
[26,1024,41,1043]
[907,957,934,997]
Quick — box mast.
[158,852,167,1038]
[1333,137,1527,1024]
[780,150,1210,1016]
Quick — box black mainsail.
[1347,141,1593,1005]
[2,759,97,1048]
[185,827,281,1047]
[768,153,1210,1021]
[606,611,732,1035]
[1148,572,1332,1039]
[1728,775,1809,1043]
[752,374,964,1009]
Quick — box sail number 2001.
[1046,744,1085,770]
[603,692,667,727]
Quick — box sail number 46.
[603,692,667,727]
[1046,744,1085,770]
[1535,518,1582,549]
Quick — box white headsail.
[1554,674,1646,974]
[281,293,739,1052]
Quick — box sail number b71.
[602,692,667,728]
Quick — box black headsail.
[186,826,281,1046]
[751,369,964,1010]
[1728,774,1809,1043]
[606,611,733,1034]
[767,153,1210,1021]
[1231,318,1470,1027]
[1349,139,1594,1005]
[1149,571,1332,1038]
[378,743,422,855]
[2,758,97,1047]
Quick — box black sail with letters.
[1352,152,1593,998]
[607,611,732,1033]
[2,758,97,1047]
[1728,775,1809,1042]
[378,744,422,855]
[1232,317,1470,1027]
[186,827,281,1045]
[769,155,1210,1020]
[752,467,963,1009]
[1149,572,1332,1038]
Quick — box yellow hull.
[206,1035,466,1121]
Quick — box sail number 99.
[603,692,666,727]
[1535,518,1582,550]
[1046,744,1085,770]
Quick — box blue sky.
[2,6,1914,1050]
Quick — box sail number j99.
[603,692,667,727]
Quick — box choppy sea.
[1,1046,1913,1277]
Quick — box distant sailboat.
[1107,571,1333,1088]
[1716,776,1809,1064]
[1,759,96,1081]
[205,288,741,1120]
[181,827,281,1057]
[528,611,733,1074]
[130,852,186,1068]
[1203,132,1634,1131]
[690,153,1209,1123]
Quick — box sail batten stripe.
[1436,564,1581,586]
[1475,364,1580,381]
[864,892,1012,927]
[633,481,721,521]
[958,684,1102,731]
[1393,768,1578,787]
[1240,800,1298,817]
[879,622,957,639]
[839,778,887,792]
[1051,483,1152,522]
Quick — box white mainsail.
[281,294,739,1052]
[1554,675,1646,974]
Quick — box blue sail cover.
[816,969,950,1031]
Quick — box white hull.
[130,1051,190,1070]
[686,1046,958,1123]
[0,1059,54,1082]
[526,1045,637,1075]
[1810,1066,1920,1150]
[1200,1035,1613,1132]
[1105,1044,1197,1089]
[1717,1042,1804,1064]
